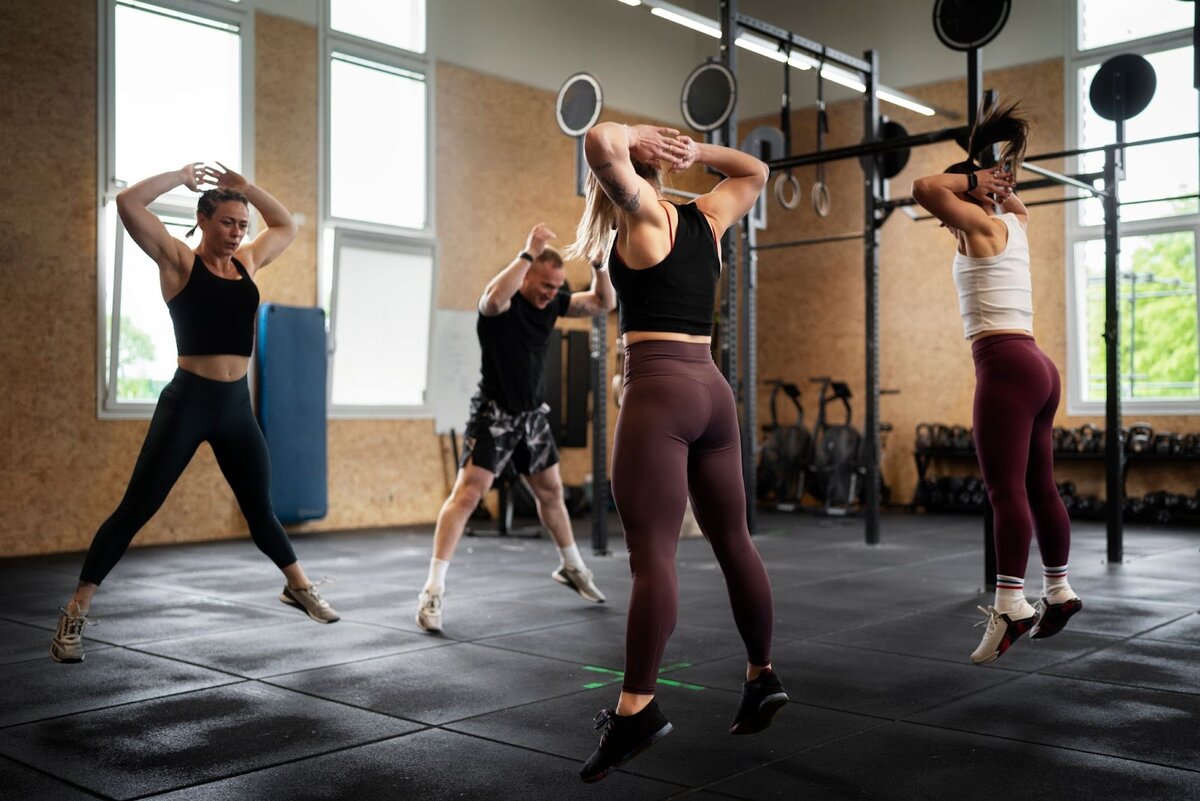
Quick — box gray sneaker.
[553,565,607,603]
[280,582,340,623]
[416,590,443,633]
[51,606,95,663]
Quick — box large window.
[98,0,251,415]
[1066,2,1198,413]
[321,0,433,416]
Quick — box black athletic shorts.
[459,394,560,476]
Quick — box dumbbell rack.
[913,446,1200,521]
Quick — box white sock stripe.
[1043,565,1069,575]
[996,574,1025,585]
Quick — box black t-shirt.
[476,287,572,412]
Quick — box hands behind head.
[179,162,206,192]
[626,125,694,172]
[525,223,557,257]
[181,161,248,193]
[204,161,249,191]
[971,167,1015,203]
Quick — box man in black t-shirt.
[417,223,616,633]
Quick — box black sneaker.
[579,701,673,783]
[729,667,789,735]
[1030,596,1083,640]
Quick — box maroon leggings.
[972,334,1071,579]
[611,341,774,695]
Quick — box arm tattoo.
[595,164,641,212]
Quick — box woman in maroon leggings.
[566,123,785,783]
[913,102,1082,665]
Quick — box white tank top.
[951,212,1033,339]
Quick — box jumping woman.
[912,102,1083,665]
[568,124,786,782]
[51,162,339,664]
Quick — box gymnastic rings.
[811,181,831,218]
[774,171,802,210]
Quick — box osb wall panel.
[253,13,318,308]
[746,58,1200,505]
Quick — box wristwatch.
[518,251,534,262]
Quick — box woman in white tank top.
[912,101,1082,666]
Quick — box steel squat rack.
[584,1,1199,580]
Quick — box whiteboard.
[431,309,482,435]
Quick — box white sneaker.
[970,601,1039,665]
[416,590,443,632]
[552,565,607,603]
[50,606,96,663]
[280,582,340,624]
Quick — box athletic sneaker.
[279,583,340,624]
[1031,595,1083,640]
[552,565,607,603]
[970,603,1038,665]
[50,606,95,663]
[416,590,443,633]
[580,701,673,783]
[729,667,789,735]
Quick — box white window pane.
[331,245,432,406]
[331,0,425,53]
[330,56,427,228]
[1076,47,1198,225]
[1078,0,1192,50]
[1077,232,1199,403]
[114,3,241,202]
[109,215,192,402]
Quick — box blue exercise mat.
[255,304,328,523]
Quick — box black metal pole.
[719,0,738,385]
[862,49,881,546]
[768,126,968,172]
[1104,146,1124,562]
[742,221,758,533]
[968,48,983,128]
[590,313,610,556]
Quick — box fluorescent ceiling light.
[615,0,641,6]
[876,89,935,117]
[649,7,719,37]
[820,66,867,93]
[735,35,786,63]
[645,0,939,117]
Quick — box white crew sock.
[1042,564,1075,603]
[424,558,450,595]
[558,543,584,570]
[994,574,1031,615]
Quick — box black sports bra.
[167,255,260,356]
[606,201,720,336]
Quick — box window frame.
[95,0,254,419]
[1064,2,1199,415]
[328,228,438,416]
[318,0,436,419]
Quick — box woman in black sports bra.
[567,125,786,782]
[51,163,338,665]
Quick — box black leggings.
[972,334,1071,580]
[79,369,297,585]
[611,341,774,695]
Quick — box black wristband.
[517,251,534,263]
[966,172,978,192]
